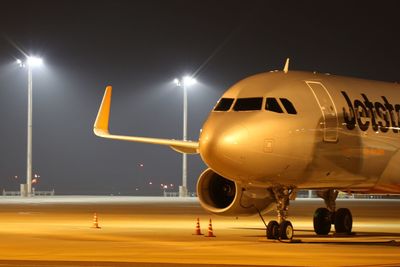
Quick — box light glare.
[174,76,197,88]
[183,76,196,87]
[27,56,43,67]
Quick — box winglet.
[94,86,112,136]
[283,58,290,74]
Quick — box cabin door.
[306,81,339,142]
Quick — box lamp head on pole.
[16,56,43,68]
[27,56,43,67]
[174,76,197,88]
[183,76,196,87]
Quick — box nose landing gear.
[265,187,295,240]
[313,189,353,235]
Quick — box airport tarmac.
[0,196,398,267]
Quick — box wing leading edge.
[93,86,199,154]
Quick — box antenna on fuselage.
[283,58,290,74]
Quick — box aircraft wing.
[93,86,199,154]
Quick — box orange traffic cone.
[205,218,216,237]
[193,218,203,235]
[92,213,101,229]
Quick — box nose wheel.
[263,186,295,240]
[266,220,294,240]
[266,220,279,239]
[280,220,294,240]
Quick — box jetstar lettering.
[341,91,400,133]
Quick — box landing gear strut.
[265,187,295,240]
[313,189,353,235]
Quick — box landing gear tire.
[313,207,331,235]
[266,220,293,240]
[279,220,294,240]
[262,186,296,240]
[266,220,280,239]
[334,208,352,234]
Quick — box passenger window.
[233,97,263,111]
[214,98,234,111]
[279,98,297,114]
[265,98,283,113]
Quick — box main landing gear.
[265,187,295,240]
[313,189,353,235]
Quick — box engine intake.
[196,168,275,216]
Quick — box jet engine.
[196,168,276,216]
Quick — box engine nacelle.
[196,168,276,216]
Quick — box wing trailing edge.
[93,86,199,154]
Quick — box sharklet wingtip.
[93,86,112,134]
[283,58,290,74]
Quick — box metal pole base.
[20,184,28,197]
[179,186,188,197]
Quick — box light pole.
[174,76,196,197]
[17,56,43,197]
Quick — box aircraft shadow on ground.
[231,227,400,246]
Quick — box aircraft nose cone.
[200,123,249,175]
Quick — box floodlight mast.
[17,56,43,197]
[174,76,197,197]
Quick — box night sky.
[0,1,399,195]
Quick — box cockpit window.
[279,98,297,114]
[265,98,283,113]
[214,98,234,111]
[233,97,263,111]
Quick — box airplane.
[93,59,400,240]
